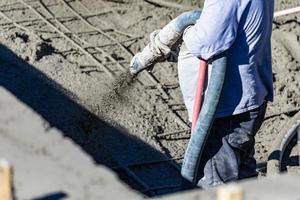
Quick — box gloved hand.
[130,29,182,75]
[130,30,165,75]
[130,9,201,75]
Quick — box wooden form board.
[0,160,13,200]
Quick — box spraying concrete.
[0,0,299,198]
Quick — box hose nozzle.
[130,53,146,75]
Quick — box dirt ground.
[0,0,299,198]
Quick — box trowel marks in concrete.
[99,71,137,114]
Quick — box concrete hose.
[130,9,201,75]
[267,111,300,175]
[181,54,227,186]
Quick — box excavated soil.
[0,0,299,198]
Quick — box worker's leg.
[197,102,267,188]
[177,42,200,123]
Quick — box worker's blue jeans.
[192,102,267,188]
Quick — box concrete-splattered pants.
[177,42,267,188]
[196,103,266,188]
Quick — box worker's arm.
[183,0,239,60]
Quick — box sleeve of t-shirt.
[183,0,239,60]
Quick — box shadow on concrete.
[268,150,281,161]
[281,136,300,171]
[33,192,68,200]
[0,44,183,196]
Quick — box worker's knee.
[226,129,254,153]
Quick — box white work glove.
[130,29,182,75]
[150,29,181,63]
[130,30,163,75]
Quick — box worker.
[131,0,274,188]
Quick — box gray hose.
[267,111,300,175]
[130,9,201,75]
[174,9,201,32]
[181,53,227,186]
